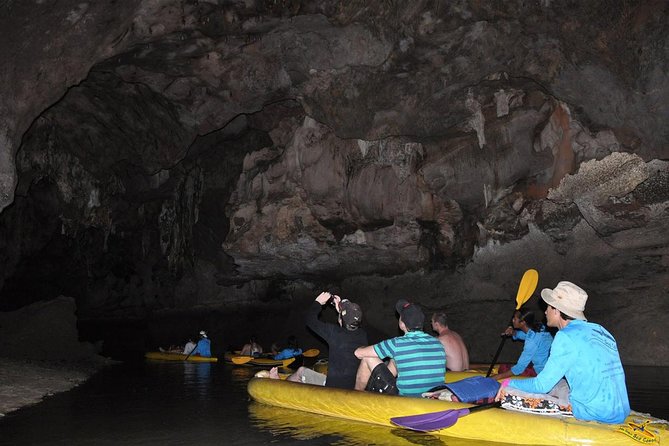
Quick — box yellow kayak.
[145,351,218,362]
[223,351,295,368]
[248,377,668,445]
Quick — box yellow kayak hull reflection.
[247,378,668,445]
[249,401,515,446]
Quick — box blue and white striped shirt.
[374,331,446,397]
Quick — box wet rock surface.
[0,1,667,365]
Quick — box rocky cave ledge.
[0,1,667,365]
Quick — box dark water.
[0,362,667,446]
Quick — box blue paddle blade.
[390,408,470,432]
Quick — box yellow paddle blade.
[281,357,296,368]
[302,349,320,358]
[231,356,253,365]
[515,269,539,309]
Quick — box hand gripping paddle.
[485,269,539,377]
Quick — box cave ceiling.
[0,0,667,357]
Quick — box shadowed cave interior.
[0,0,667,368]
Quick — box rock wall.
[0,1,667,365]
[0,296,102,361]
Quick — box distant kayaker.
[354,299,446,397]
[240,336,263,357]
[489,308,553,379]
[495,281,630,424]
[430,312,470,372]
[268,291,368,389]
[190,330,212,357]
[158,338,194,354]
[182,338,197,355]
[272,335,302,360]
[158,344,183,354]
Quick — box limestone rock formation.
[0,1,667,365]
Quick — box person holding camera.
[268,291,368,389]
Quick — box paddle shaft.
[486,321,511,377]
[231,355,297,367]
[184,340,199,360]
[466,400,501,414]
[485,269,539,377]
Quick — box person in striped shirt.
[354,299,446,397]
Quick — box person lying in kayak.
[430,312,470,372]
[273,335,302,360]
[159,337,197,355]
[489,307,553,379]
[354,299,446,397]
[495,281,630,424]
[268,291,368,389]
[189,330,212,357]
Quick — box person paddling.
[189,330,212,357]
[490,308,552,379]
[495,281,630,424]
[182,338,197,355]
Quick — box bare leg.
[354,356,383,391]
[387,359,397,376]
[269,367,280,379]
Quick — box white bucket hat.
[541,281,588,321]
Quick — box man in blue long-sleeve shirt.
[191,330,211,357]
[496,281,630,424]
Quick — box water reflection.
[230,365,257,382]
[183,362,211,397]
[0,362,665,446]
[248,401,518,446]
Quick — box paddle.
[230,355,298,367]
[485,269,539,377]
[232,348,319,364]
[231,355,255,365]
[302,348,320,358]
[184,340,199,361]
[391,401,501,432]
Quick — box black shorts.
[365,362,398,395]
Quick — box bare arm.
[315,291,331,305]
[490,369,514,380]
[354,345,379,359]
